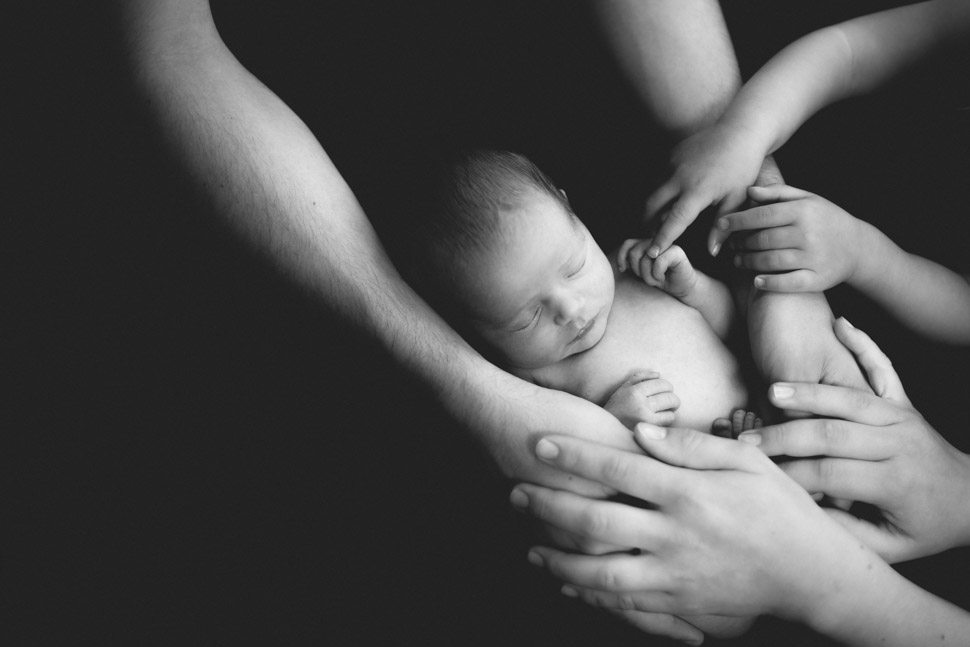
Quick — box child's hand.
[603,370,680,429]
[617,239,698,300]
[719,184,867,292]
[643,122,768,259]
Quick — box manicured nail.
[509,487,529,509]
[635,423,666,440]
[753,276,766,289]
[561,585,578,598]
[772,384,795,400]
[647,246,660,259]
[535,438,560,460]
[710,242,721,257]
[738,432,761,446]
[527,550,544,567]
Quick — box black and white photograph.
[7,1,970,644]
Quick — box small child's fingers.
[743,410,757,431]
[733,225,800,252]
[752,269,817,292]
[747,183,813,204]
[735,249,800,273]
[717,204,793,234]
[623,369,662,385]
[648,195,707,258]
[644,181,680,222]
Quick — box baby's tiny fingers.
[645,392,681,414]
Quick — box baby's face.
[459,191,615,370]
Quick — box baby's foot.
[711,408,762,439]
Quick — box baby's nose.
[554,295,587,328]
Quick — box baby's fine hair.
[423,149,570,268]
[410,149,571,332]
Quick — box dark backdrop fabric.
[6,2,969,645]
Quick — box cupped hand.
[717,184,867,292]
[511,422,881,628]
[741,318,970,562]
[644,123,767,259]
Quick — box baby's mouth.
[572,317,596,344]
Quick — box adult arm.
[514,427,970,645]
[742,318,970,561]
[114,0,639,492]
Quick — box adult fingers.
[746,183,813,203]
[539,522,628,556]
[765,381,901,426]
[530,546,668,593]
[751,270,818,292]
[779,457,890,505]
[649,194,710,258]
[741,417,891,460]
[833,318,911,405]
[512,483,671,549]
[533,434,682,503]
[633,424,766,472]
[607,607,705,645]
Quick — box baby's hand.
[616,239,698,300]
[644,122,768,258]
[712,408,763,439]
[719,184,866,292]
[603,370,680,429]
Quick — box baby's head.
[419,150,615,370]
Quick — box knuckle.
[597,565,624,591]
[601,454,633,486]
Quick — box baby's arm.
[723,184,970,344]
[617,239,734,338]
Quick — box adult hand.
[716,184,870,292]
[740,318,970,562]
[643,123,769,259]
[511,423,889,636]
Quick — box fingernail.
[738,432,761,446]
[710,242,721,257]
[647,246,660,259]
[635,423,666,440]
[509,487,529,509]
[772,384,794,400]
[527,550,544,567]
[717,217,729,230]
[535,438,560,460]
[753,276,766,289]
[560,585,578,598]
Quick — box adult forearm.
[116,0,506,416]
[808,561,970,646]
[592,0,741,139]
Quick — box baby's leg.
[744,289,872,418]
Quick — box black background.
[6,1,970,645]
